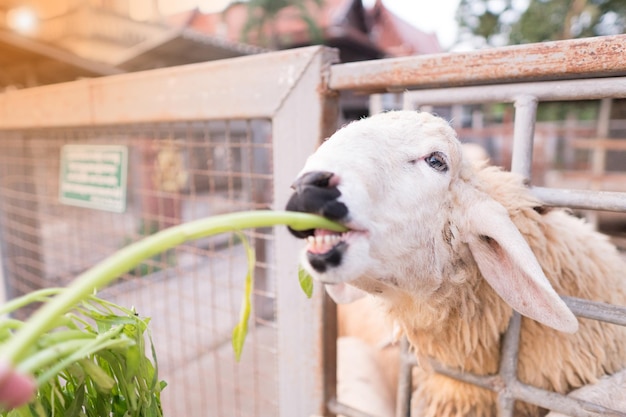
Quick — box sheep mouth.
[305,229,349,273]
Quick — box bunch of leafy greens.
[0,290,164,417]
[0,211,343,414]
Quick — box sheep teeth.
[306,234,341,245]
[306,233,342,254]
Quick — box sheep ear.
[465,199,578,333]
[325,283,367,304]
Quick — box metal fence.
[1,34,626,417]
[0,46,341,417]
[0,121,281,416]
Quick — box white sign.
[59,144,128,213]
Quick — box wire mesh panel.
[0,120,281,416]
[0,46,341,417]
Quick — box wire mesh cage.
[0,46,339,417]
[0,120,283,416]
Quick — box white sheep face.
[286,110,578,333]
[286,111,464,299]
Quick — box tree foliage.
[457,0,626,47]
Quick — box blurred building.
[0,0,441,92]
[173,0,441,62]
[0,0,265,88]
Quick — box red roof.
[367,0,441,55]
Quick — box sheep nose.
[291,171,336,193]
[285,170,348,237]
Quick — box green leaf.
[63,383,84,417]
[77,360,115,392]
[231,232,255,362]
[231,321,248,363]
[298,265,314,299]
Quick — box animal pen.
[0,34,625,417]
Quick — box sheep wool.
[405,162,626,416]
[286,111,626,417]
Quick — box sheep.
[285,110,626,417]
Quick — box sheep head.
[286,111,577,333]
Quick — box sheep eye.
[425,152,448,172]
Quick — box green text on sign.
[59,145,128,213]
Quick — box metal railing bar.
[562,296,626,327]
[425,359,502,391]
[402,77,626,106]
[532,187,626,212]
[329,35,626,92]
[420,360,626,417]
[510,380,626,417]
[0,47,331,129]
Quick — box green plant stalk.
[0,319,24,331]
[17,325,126,375]
[35,337,132,386]
[17,339,97,375]
[1,210,345,366]
[37,330,96,347]
[77,358,116,391]
[0,288,65,316]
